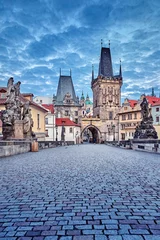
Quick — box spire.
[86,93,89,100]
[81,91,85,100]
[60,68,61,76]
[151,87,155,97]
[70,69,72,77]
[98,46,113,77]
[119,59,122,77]
[109,40,110,48]
[92,64,94,81]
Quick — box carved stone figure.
[134,97,158,139]
[0,77,34,140]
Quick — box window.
[134,113,137,119]
[75,118,78,124]
[109,112,113,120]
[122,114,126,120]
[156,116,159,122]
[121,133,125,140]
[65,110,69,116]
[121,124,125,130]
[128,113,132,120]
[45,118,48,124]
[66,99,70,103]
[37,114,40,129]
[40,100,42,103]
[69,127,72,133]
[156,108,159,112]
[75,111,78,116]
[1,93,6,98]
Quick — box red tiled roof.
[56,118,80,127]
[152,100,160,107]
[42,104,54,114]
[128,100,138,108]
[146,96,160,105]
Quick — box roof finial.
[109,40,110,48]
[101,39,103,48]
[70,69,72,77]
[119,58,122,77]
[92,64,94,81]
[60,68,61,76]
[151,87,155,97]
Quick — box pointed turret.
[92,64,94,81]
[81,91,85,100]
[86,93,89,101]
[151,87,155,97]
[119,59,122,77]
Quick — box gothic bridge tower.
[92,45,122,120]
[81,43,123,142]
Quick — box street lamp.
[56,126,58,141]
[112,124,115,141]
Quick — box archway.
[81,125,101,144]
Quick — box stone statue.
[134,97,158,139]
[0,77,34,140]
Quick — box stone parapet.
[132,139,160,153]
[0,141,31,157]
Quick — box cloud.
[0,0,160,101]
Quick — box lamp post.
[112,124,115,141]
[56,126,58,142]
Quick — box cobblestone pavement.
[0,144,160,240]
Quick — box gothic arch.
[81,125,101,143]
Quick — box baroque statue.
[0,77,34,140]
[134,97,158,139]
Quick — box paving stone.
[0,145,160,239]
[122,236,144,240]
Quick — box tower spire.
[60,68,61,76]
[92,64,94,81]
[119,59,122,77]
[151,87,155,97]
[70,69,72,77]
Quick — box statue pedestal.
[14,120,24,139]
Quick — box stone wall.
[132,139,160,153]
[0,141,31,157]
[0,140,75,158]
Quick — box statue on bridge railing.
[134,97,158,139]
[0,77,34,140]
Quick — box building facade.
[56,118,81,144]
[54,71,81,124]
[152,100,160,139]
[119,95,160,140]
[42,104,55,141]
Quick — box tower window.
[109,112,113,120]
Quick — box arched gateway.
[81,124,101,143]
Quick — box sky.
[0,0,160,102]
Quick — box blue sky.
[0,0,160,102]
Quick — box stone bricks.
[0,144,160,239]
